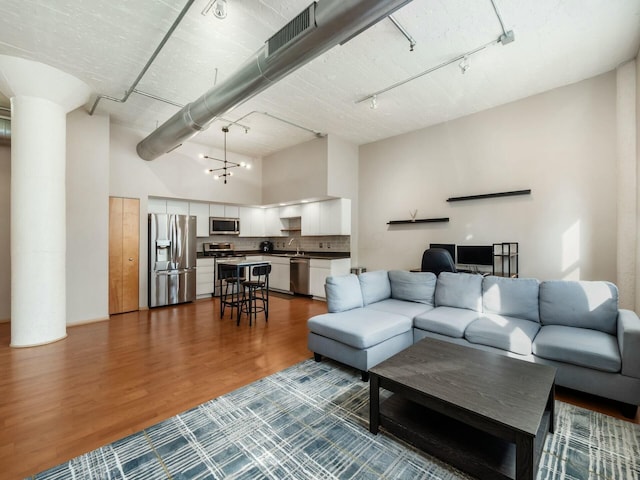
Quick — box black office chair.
[421,248,457,276]
[240,264,271,326]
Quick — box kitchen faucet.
[288,237,300,255]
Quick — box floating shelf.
[446,189,531,202]
[387,217,449,225]
[280,228,301,232]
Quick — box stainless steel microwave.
[209,217,240,235]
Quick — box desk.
[216,259,270,321]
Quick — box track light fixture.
[200,127,250,185]
[459,56,470,74]
[201,0,228,20]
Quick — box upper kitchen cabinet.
[301,202,320,236]
[167,199,189,215]
[264,207,284,237]
[189,202,210,237]
[209,204,240,218]
[321,198,351,235]
[280,204,302,218]
[147,198,167,214]
[302,199,351,236]
[239,207,265,237]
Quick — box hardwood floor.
[0,295,637,478]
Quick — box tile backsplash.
[197,235,351,253]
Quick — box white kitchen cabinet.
[301,199,351,236]
[196,258,216,298]
[280,204,301,218]
[239,207,265,237]
[147,198,167,214]
[224,205,239,218]
[266,255,290,292]
[309,257,351,298]
[301,202,320,235]
[189,202,210,237]
[209,203,225,218]
[166,199,189,215]
[264,207,284,237]
[320,198,351,235]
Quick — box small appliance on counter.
[259,240,274,253]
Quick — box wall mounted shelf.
[387,217,449,225]
[446,189,531,202]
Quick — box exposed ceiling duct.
[136,0,413,161]
[0,118,10,146]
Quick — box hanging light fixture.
[200,127,250,185]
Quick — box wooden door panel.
[109,198,124,314]
[122,198,139,313]
[109,197,140,315]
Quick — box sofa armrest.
[618,309,640,378]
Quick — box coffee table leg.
[516,435,534,480]
[548,383,555,433]
[369,373,379,434]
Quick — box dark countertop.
[239,250,351,260]
[197,250,350,260]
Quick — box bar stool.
[219,264,245,320]
[239,264,271,326]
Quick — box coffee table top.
[369,337,556,436]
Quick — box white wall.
[262,136,328,205]
[66,110,110,324]
[0,145,9,321]
[109,123,261,308]
[359,72,618,285]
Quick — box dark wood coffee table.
[369,337,556,480]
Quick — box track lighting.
[459,56,469,74]
[201,0,228,20]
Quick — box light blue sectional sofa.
[307,270,640,417]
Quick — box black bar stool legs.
[240,264,271,326]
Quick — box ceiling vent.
[136,0,414,161]
[267,4,316,57]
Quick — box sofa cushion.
[414,306,482,338]
[307,309,412,350]
[366,298,434,319]
[388,270,437,305]
[358,270,392,306]
[482,276,540,323]
[539,280,618,335]
[533,325,621,373]
[325,274,364,313]
[465,314,541,355]
[435,272,483,311]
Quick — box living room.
[0,0,639,478]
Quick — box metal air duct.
[136,0,413,161]
[0,118,10,146]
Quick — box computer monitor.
[429,243,456,263]
[456,245,493,266]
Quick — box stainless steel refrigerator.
[148,213,197,307]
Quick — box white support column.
[0,56,90,347]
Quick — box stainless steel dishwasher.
[290,257,310,295]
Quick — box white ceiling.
[0,0,639,158]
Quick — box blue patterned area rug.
[33,359,640,479]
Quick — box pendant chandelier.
[200,126,251,184]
